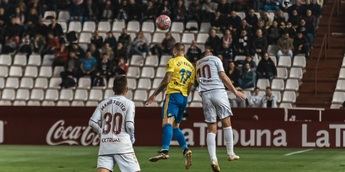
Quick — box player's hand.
[234,90,246,100]
[145,95,155,106]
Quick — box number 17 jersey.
[90,95,135,155]
[196,56,225,92]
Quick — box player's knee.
[207,123,217,133]
[221,117,232,128]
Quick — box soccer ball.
[156,15,171,30]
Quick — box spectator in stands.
[304,9,316,42]
[284,22,297,38]
[277,32,294,58]
[118,28,131,50]
[96,53,113,81]
[293,32,310,56]
[248,87,263,107]
[80,51,97,78]
[18,34,32,54]
[263,0,280,12]
[205,28,221,54]
[160,32,176,55]
[238,19,254,38]
[308,0,322,18]
[231,88,247,108]
[245,9,259,27]
[210,11,227,30]
[227,11,242,30]
[172,0,186,22]
[88,43,100,61]
[44,32,60,54]
[101,42,114,59]
[47,17,63,38]
[112,57,128,76]
[64,51,81,78]
[129,31,149,57]
[217,0,230,15]
[85,0,99,21]
[236,30,251,55]
[288,9,301,27]
[53,44,68,67]
[274,10,287,24]
[32,34,46,54]
[186,40,202,63]
[201,0,217,22]
[143,0,157,21]
[219,39,236,66]
[261,86,278,108]
[227,61,241,87]
[252,29,268,55]
[114,42,128,61]
[238,62,256,89]
[257,53,277,81]
[104,32,117,49]
[91,31,104,49]
[158,0,172,16]
[101,0,114,20]
[237,55,257,69]
[69,0,85,20]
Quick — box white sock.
[223,127,235,156]
[206,132,217,162]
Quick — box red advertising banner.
[0,107,344,148]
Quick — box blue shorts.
[162,93,188,123]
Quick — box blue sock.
[161,124,173,151]
[173,128,188,151]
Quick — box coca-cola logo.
[46,120,99,146]
[0,120,3,143]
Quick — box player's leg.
[115,153,141,172]
[96,155,114,172]
[221,117,239,160]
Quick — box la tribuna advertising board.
[0,107,344,148]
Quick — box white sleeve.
[125,102,135,144]
[89,106,102,134]
[215,58,225,72]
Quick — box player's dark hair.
[266,86,272,90]
[174,43,185,52]
[113,75,128,95]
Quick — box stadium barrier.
[0,107,344,148]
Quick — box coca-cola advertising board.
[0,107,345,148]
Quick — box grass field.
[0,145,345,172]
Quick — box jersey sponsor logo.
[46,120,99,146]
[0,121,4,143]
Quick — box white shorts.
[201,89,233,123]
[97,152,140,172]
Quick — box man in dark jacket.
[257,53,277,81]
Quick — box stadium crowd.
[0,0,322,107]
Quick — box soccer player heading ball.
[196,48,246,172]
[145,43,195,169]
[89,75,141,172]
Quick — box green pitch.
[0,145,345,172]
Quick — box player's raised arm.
[219,71,246,100]
[89,106,102,134]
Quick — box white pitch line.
[284,149,314,156]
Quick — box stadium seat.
[196,33,208,44]
[0,66,8,77]
[127,20,141,32]
[58,21,68,33]
[45,89,59,101]
[289,67,303,80]
[193,91,202,102]
[58,11,70,21]
[332,91,345,103]
[181,33,195,44]
[156,67,166,78]
[43,11,56,19]
[42,55,55,66]
[137,78,151,90]
[41,101,56,106]
[85,101,98,106]
[30,89,44,101]
[16,89,30,101]
[282,91,296,103]
[60,89,74,101]
[82,21,96,32]
[130,55,145,67]
[141,21,155,33]
[1,89,15,100]
[330,103,342,109]
[279,102,292,108]
[171,33,181,42]
[171,22,184,33]
[57,101,70,106]
[9,66,23,77]
[13,100,26,106]
[185,21,198,31]
[79,32,92,43]
[127,66,141,78]
[20,77,34,89]
[272,91,282,103]
[339,68,345,79]
[24,66,38,78]
[68,21,82,32]
[87,89,102,102]
[0,78,4,89]
[133,90,148,102]
[335,80,345,91]
[342,57,345,67]
[53,66,64,76]
[13,54,27,66]
[189,102,202,107]
[38,66,53,78]
[71,101,85,106]
[236,12,246,19]
[145,55,159,67]
[49,77,62,89]
[271,79,285,91]
[126,90,134,100]
[0,54,11,66]
[234,55,246,62]
[159,55,170,66]
[152,32,165,44]
[104,89,113,99]
[268,45,279,56]
[28,54,41,66]
[78,77,91,89]
[143,32,152,43]
[141,67,155,79]
[285,79,299,91]
[5,77,19,89]
[199,22,211,33]
[111,20,125,32]
[276,67,288,79]
[256,79,270,90]
[293,55,306,68]
[27,100,41,106]
[134,101,144,107]
[152,78,163,89]
[278,56,292,68]
[34,78,49,89]
[74,89,88,101]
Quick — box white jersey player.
[196,49,246,172]
[89,75,141,172]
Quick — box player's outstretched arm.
[219,71,246,100]
[145,72,172,105]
